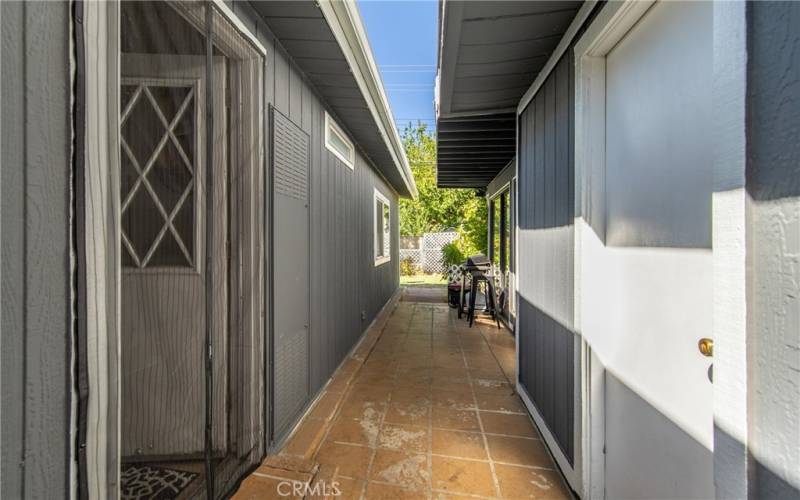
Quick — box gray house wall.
[746,2,800,498]
[230,1,400,401]
[516,52,575,463]
[1,1,74,498]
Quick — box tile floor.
[233,296,571,499]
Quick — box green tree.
[400,123,487,255]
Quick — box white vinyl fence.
[399,230,459,274]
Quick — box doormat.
[121,464,198,500]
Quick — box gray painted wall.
[1,1,73,497]
[746,2,800,498]
[230,1,400,419]
[516,52,575,463]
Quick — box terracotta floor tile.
[253,466,313,483]
[351,382,395,402]
[392,387,432,403]
[486,435,551,468]
[370,449,429,490]
[431,407,481,432]
[399,370,433,386]
[334,477,366,500]
[384,400,430,426]
[338,397,386,421]
[494,463,570,499]
[378,423,429,453]
[431,367,469,379]
[306,391,341,422]
[357,371,398,386]
[328,417,380,447]
[233,474,301,499]
[431,456,496,497]
[281,418,326,458]
[480,412,538,438]
[431,429,488,460]
[365,481,428,499]
[471,378,512,394]
[315,440,372,479]
[468,367,507,381]
[475,393,525,413]
[431,389,476,410]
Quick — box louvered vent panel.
[271,108,311,442]
[273,111,309,202]
[273,327,309,436]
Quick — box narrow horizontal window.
[374,189,391,266]
[325,112,355,170]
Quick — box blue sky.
[358,1,438,135]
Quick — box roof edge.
[318,0,418,199]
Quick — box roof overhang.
[250,1,417,199]
[435,0,583,188]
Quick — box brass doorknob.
[698,338,713,357]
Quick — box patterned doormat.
[121,464,199,500]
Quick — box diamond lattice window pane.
[121,151,139,201]
[149,230,190,267]
[173,191,194,260]
[148,85,191,123]
[121,85,139,114]
[122,185,162,262]
[122,90,166,167]
[146,139,193,213]
[173,93,195,165]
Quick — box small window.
[325,112,355,169]
[374,189,391,266]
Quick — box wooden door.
[119,54,228,458]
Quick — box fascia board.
[318,0,418,199]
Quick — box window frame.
[324,111,355,170]
[373,188,391,266]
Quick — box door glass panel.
[121,84,195,268]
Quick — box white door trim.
[81,2,122,497]
[572,2,656,498]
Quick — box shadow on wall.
[517,297,574,464]
[604,371,714,500]
[518,290,800,499]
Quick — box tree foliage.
[399,123,487,255]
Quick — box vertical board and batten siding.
[747,2,800,497]
[229,2,400,412]
[516,51,575,463]
[1,1,73,497]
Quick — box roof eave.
[318,0,418,199]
